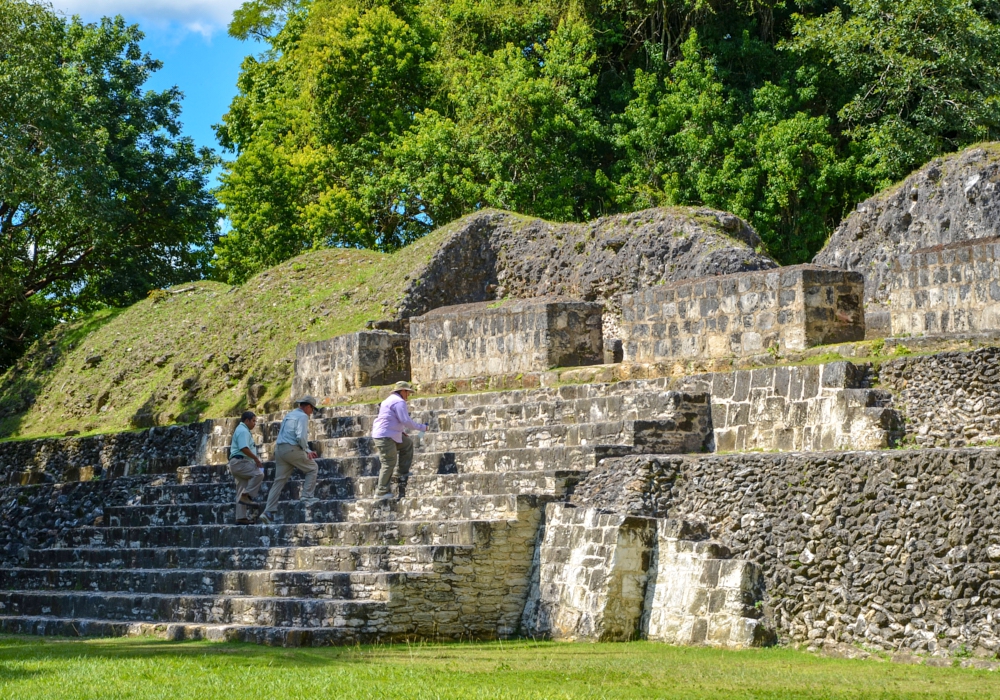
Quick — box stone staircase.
[0,383,709,645]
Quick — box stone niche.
[409,297,604,384]
[889,236,1000,335]
[291,331,410,400]
[619,265,865,362]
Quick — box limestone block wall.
[292,331,410,400]
[0,424,207,485]
[409,298,603,383]
[520,504,657,641]
[890,237,1000,335]
[522,504,769,647]
[643,528,769,648]
[678,362,902,452]
[572,449,1000,656]
[619,265,864,362]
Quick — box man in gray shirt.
[259,396,319,524]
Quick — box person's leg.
[228,457,256,520]
[374,438,399,495]
[285,447,319,499]
[265,445,295,513]
[396,433,414,481]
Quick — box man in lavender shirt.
[372,381,428,499]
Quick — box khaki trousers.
[375,434,413,495]
[228,456,263,520]
[265,443,318,512]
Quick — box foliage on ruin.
[0,0,219,372]
[214,0,1000,281]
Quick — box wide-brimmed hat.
[296,395,318,408]
[393,381,416,393]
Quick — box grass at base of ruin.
[0,636,997,699]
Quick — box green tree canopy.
[0,0,218,369]
[214,0,1000,282]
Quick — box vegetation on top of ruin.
[0,222,454,439]
[0,205,753,439]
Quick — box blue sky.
[51,0,254,184]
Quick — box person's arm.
[239,445,263,469]
[390,401,427,433]
[295,412,311,452]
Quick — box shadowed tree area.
[214,0,1000,281]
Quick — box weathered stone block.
[409,298,604,383]
[890,237,1000,335]
[620,265,864,362]
[292,331,410,400]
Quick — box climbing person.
[258,396,320,524]
[228,410,264,525]
[372,381,428,499]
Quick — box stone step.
[179,445,617,484]
[143,470,585,505]
[106,494,530,527]
[60,517,516,549]
[0,590,386,627]
[0,568,404,599]
[0,616,421,646]
[204,389,707,462]
[177,457,380,483]
[312,419,701,458]
[21,544,473,573]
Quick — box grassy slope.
[0,636,996,699]
[0,220,466,439]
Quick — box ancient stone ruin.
[5,166,1000,665]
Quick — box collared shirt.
[230,422,258,460]
[276,407,311,451]
[371,393,426,442]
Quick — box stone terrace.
[0,381,710,644]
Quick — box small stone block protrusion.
[292,330,411,400]
[409,297,604,383]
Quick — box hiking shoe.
[235,518,252,525]
[258,511,275,525]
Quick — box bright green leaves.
[0,1,218,369]
[788,0,1000,187]
[216,0,1000,277]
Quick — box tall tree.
[0,0,218,369]
[216,0,1000,274]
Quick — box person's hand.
[307,451,318,459]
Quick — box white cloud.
[51,0,244,37]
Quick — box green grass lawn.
[0,636,997,700]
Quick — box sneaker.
[376,492,393,500]
[300,497,319,506]
[235,518,252,525]
[258,511,275,525]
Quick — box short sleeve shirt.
[230,422,258,459]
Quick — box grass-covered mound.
[0,636,996,699]
[0,224,457,439]
[0,205,771,440]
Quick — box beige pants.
[228,456,263,520]
[265,443,318,512]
